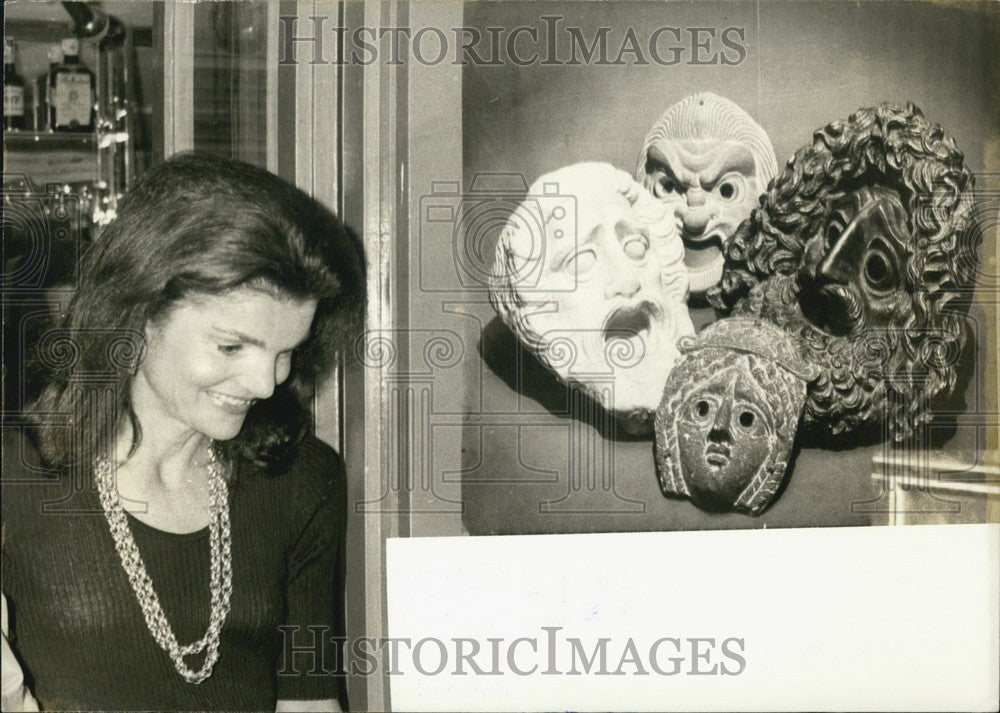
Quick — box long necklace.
[95,443,233,684]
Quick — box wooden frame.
[160,2,465,707]
[340,3,408,707]
[160,1,194,155]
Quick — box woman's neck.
[113,419,213,491]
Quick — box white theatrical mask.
[636,92,777,294]
[490,162,694,430]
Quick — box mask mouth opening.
[705,442,732,469]
[602,302,657,343]
[681,228,726,250]
[799,280,863,337]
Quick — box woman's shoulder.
[1,428,66,523]
[286,435,345,495]
[240,434,346,513]
[2,428,45,476]
[286,434,345,479]
[1,428,65,485]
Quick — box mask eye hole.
[713,173,745,202]
[563,249,597,277]
[655,177,676,197]
[826,221,842,246]
[622,235,648,260]
[864,252,891,288]
[696,400,710,418]
[739,411,754,428]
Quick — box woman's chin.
[199,419,247,442]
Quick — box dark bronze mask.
[706,104,977,441]
[797,185,911,337]
[654,318,818,515]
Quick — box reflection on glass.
[193,1,267,166]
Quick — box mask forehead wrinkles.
[649,141,757,190]
[697,143,757,185]
[647,143,695,185]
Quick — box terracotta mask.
[636,93,777,294]
[490,162,694,431]
[654,318,818,515]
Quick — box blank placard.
[386,525,999,712]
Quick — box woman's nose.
[241,359,278,399]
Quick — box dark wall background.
[408,0,999,535]
[464,0,997,185]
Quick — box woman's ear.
[141,316,162,348]
[123,320,156,376]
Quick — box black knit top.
[1,430,346,711]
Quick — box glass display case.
[2,0,277,407]
[3,2,153,236]
[4,1,153,416]
[4,2,997,711]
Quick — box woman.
[1,152,365,711]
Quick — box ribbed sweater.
[1,431,346,711]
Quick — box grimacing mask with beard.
[732,185,924,437]
[636,93,778,294]
[710,103,978,441]
[654,318,818,516]
[490,162,694,431]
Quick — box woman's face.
[132,286,318,443]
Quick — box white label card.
[386,525,999,712]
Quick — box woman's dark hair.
[32,152,366,471]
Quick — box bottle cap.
[48,45,64,64]
[61,38,80,56]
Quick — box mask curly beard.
[708,103,976,442]
[733,274,943,440]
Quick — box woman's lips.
[207,391,255,415]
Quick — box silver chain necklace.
[95,443,233,684]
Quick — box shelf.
[3,131,101,187]
[3,131,98,150]
[869,449,998,526]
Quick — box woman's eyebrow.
[212,325,310,350]
[212,326,266,347]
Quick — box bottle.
[34,45,64,131]
[49,38,96,132]
[4,39,27,131]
